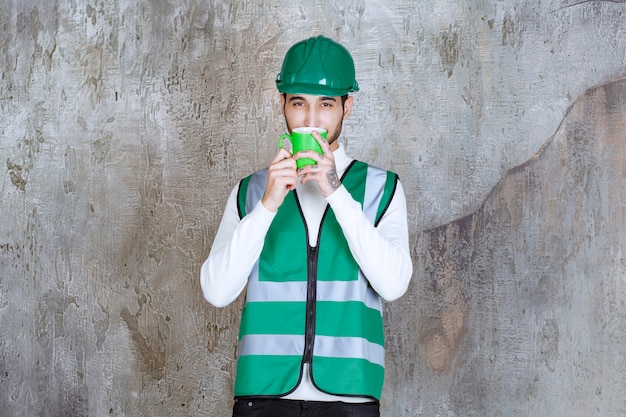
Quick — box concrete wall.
[1,1,624,416]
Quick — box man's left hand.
[295,131,341,198]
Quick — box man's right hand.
[261,148,298,212]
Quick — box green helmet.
[276,35,359,96]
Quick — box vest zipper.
[293,166,356,371]
[303,244,319,364]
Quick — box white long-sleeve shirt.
[200,143,412,401]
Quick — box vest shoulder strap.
[237,169,268,219]
[343,161,398,226]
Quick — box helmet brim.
[276,81,359,97]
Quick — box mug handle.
[278,133,291,150]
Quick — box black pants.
[232,398,380,417]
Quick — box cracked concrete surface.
[1,1,625,416]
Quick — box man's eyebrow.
[287,95,338,103]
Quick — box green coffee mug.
[279,127,327,169]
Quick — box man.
[201,35,412,417]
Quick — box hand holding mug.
[261,148,298,212]
[278,127,327,169]
[294,129,341,198]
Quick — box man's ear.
[343,96,354,119]
[280,93,286,116]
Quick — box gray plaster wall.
[0,1,624,416]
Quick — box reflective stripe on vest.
[239,334,385,368]
[234,160,398,400]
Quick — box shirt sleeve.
[200,184,276,307]
[325,180,413,301]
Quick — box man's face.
[280,93,353,151]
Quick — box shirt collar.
[333,143,353,176]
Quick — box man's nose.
[304,109,319,127]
